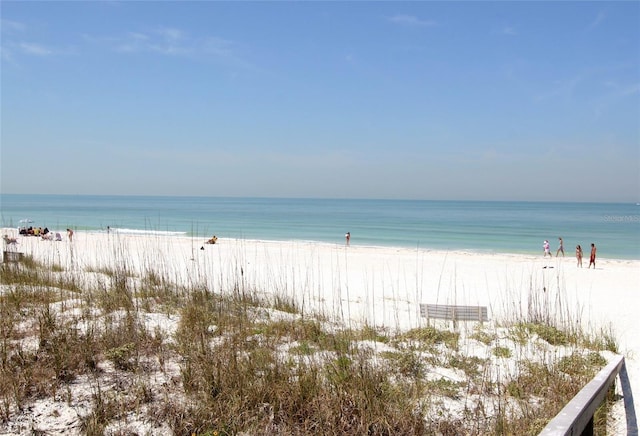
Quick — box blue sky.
[1,1,638,202]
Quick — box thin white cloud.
[202,37,234,57]
[112,29,191,55]
[108,28,236,59]
[2,40,74,59]
[1,19,27,33]
[602,79,640,96]
[129,32,149,41]
[18,42,54,56]
[491,25,517,36]
[620,83,640,96]
[95,27,259,73]
[534,75,582,102]
[148,27,191,55]
[389,14,437,27]
[158,27,183,42]
[1,19,75,60]
[111,32,147,53]
[588,11,606,30]
[1,20,44,62]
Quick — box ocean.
[1,194,639,259]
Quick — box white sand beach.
[2,229,639,433]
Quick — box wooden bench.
[3,251,24,263]
[419,304,488,324]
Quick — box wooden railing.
[540,354,637,435]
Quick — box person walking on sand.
[588,243,596,269]
[345,232,350,246]
[556,237,565,257]
[66,228,74,242]
[543,240,551,257]
[576,245,583,267]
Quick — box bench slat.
[420,304,488,322]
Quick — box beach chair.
[3,235,18,245]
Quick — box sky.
[1,1,639,202]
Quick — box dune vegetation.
[0,244,619,435]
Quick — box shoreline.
[3,195,638,260]
[5,227,639,262]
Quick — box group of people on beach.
[19,226,61,241]
[544,237,596,268]
[19,226,49,237]
[13,227,74,242]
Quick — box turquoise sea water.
[1,194,639,259]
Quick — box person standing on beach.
[345,232,350,246]
[556,237,565,257]
[66,228,74,242]
[576,245,583,267]
[543,240,551,257]
[589,243,596,268]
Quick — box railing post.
[619,359,638,436]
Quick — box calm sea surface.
[1,195,639,259]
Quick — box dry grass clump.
[170,289,425,434]
[0,250,620,435]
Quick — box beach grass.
[0,238,621,435]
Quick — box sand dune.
[2,229,638,433]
